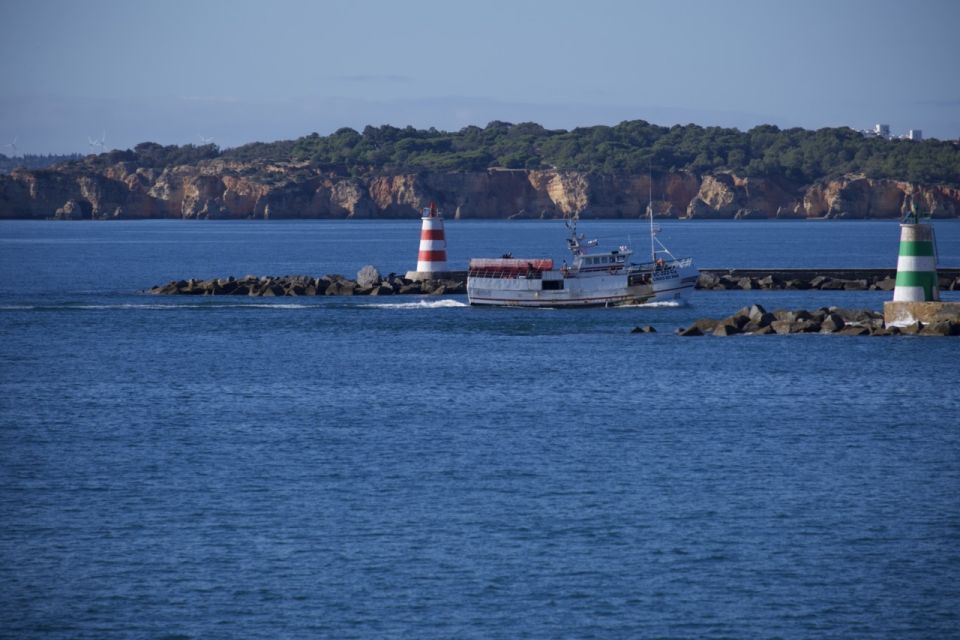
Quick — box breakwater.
[697,268,960,291]
[149,270,465,296]
[149,267,960,296]
[669,303,960,337]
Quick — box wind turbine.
[4,136,17,156]
[199,135,215,145]
[87,132,106,154]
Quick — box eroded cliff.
[1,159,958,220]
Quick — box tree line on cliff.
[1,153,83,174]
[82,120,959,187]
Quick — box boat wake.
[366,299,469,310]
[610,299,686,309]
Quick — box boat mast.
[649,163,656,263]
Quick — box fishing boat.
[467,210,698,308]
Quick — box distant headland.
[2,120,959,220]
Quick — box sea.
[1,218,959,639]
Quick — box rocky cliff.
[1,159,958,220]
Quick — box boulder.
[398,283,422,294]
[369,284,395,296]
[697,272,720,289]
[820,313,846,333]
[875,277,897,291]
[690,317,721,332]
[713,323,741,336]
[750,325,776,335]
[843,279,868,290]
[810,308,830,322]
[326,279,357,296]
[771,320,796,335]
[721,314,750,330]
[746,303,768,321]
[837,325,871,336]
[675,325,704,336]
[757,274,779,289]
[631,325,657,333]
[773,309,799,323]
[819,279,845,290]
[920,321,960,336]
[356,265,381,288]
[873,326,901,336]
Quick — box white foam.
[636,300,684,308]
[366,299,469,310]
[610,299,685,309]
[237,303,314,309]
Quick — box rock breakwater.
[696,268,960,292]
[149,267,465,297]
[668,304,960,337]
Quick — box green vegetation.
[219,121,960,186]
[70,121,960,186]
[0,152,83,174]
[128,142,221,167]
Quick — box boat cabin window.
[542,279,564,291]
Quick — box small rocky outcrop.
[630,325,657,334]
[148,272,465,297]
[53,198,89,220]
[668,303,960,337]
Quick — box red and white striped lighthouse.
[415,202,447,273]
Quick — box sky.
[1,0,958,155]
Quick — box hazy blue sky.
[1,0,958,154]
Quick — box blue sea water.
[1,219,959,639]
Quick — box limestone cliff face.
[801,176,960,218]
[1,159,958,220]
[686,174,801,219]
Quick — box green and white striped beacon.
[893,199,939,302]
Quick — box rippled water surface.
[1,220,959,638]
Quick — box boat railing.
[468,268,545,280]
[635,256,693,271]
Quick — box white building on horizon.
[859,123,924,141]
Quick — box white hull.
[468,261,697,308]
